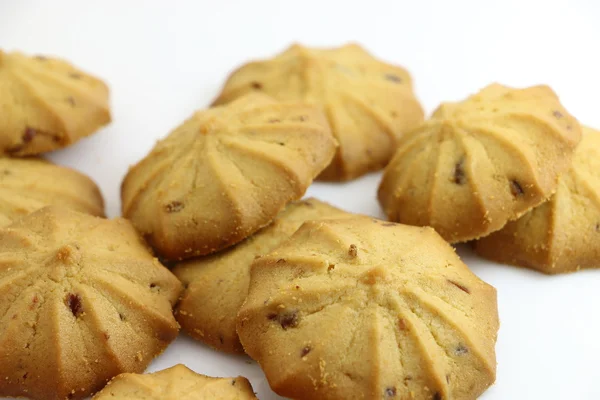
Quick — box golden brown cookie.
[237,218,499,400]
[213,43,424,181]
[122,93,336,260]
[0,157,104,226]
[0,50,111,156]
[0,207,182,400]
[474,126,600,274]
[174,198,351,353]
[93,364,257,400]
[379,83,582,243]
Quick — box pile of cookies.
[0,43,596,400]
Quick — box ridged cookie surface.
[475,126,600,274]
[93,364,257,400]
[379,83,581,242]
[238,217,499,400]
[173,198,351,353]
[213,43,424,181]
[122,93,336,260]
[0,157,104,226]
[0,207,181,400]
[0,50,111,155]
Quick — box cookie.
[0,157,104,226]
[0,50,111,156]
[379,83,582,243]
[212,43,424,181]
[93,364,257,400]
[474,126,600,274]
[173,198,351,353]
[237,218,499,400]
[0,207,182,400]
[122,93,336,260]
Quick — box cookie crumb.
[165,201,184,213]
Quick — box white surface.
[2,1,600,399]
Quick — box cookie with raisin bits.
[213,43,424,181]
[0,207,181,400]
[0,50,111,155]
[379,83,582,243]
[0,157,104,227]
[122,93,336,260]
[237,217,499,400]
[475,126,600,274]
[173,198,351,353]
[93,364,258,400]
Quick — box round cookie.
[0,50,111,156]
[0,157,104,226]
[93,364,257,400]
[378,83,582,243]
[474,126,600,274]
[0,206,182,400]
[213,43,424,181]
[237,218,499,400]
[122,93,336,260]
[174,198,351,353]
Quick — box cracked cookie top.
[0,50,111,156]
[237,217,499,400]
[378,83,582,243]
[0,157,105,227]
[93,364,258,400]
[121,92,336,260]
[0,206,181,400]
[212,43,424,181]
[475,126,600,274]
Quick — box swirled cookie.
[0,207,181,400]
[122,93,336,260]
[475,126,600,274]
[93,364,257,400]
[0,157,104,226]
[0,50,111,155]
[237,217,499,400]
[213,43,424,181]
[173,198,351,353]
[379,83,582,242]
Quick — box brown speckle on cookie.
[23,127,37,143]
[219,334,224,344]
[382,222,396,227]
[595,223,600,232]
[119,313,126,321]
[268,118,281,123]
[65,293,83,318]
[385,387,397,397]
[384,74,402,83]
[66,96,76,107]
[433,393,442,400]
[453,159,466,185]
[231,379,236,386]
[510,180,524,197]
[268,310,299,330]
[398,318,407,331]
[69,72,82,79]
[34,55,47,61]
[455,343,469,355]
[552,110,563,119]
[165,201,184,213]
[251,81,263,89]
[301,346,311,357]
[348,244,358,258]
[447,279,470,294]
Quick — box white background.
[2,1,600,399]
